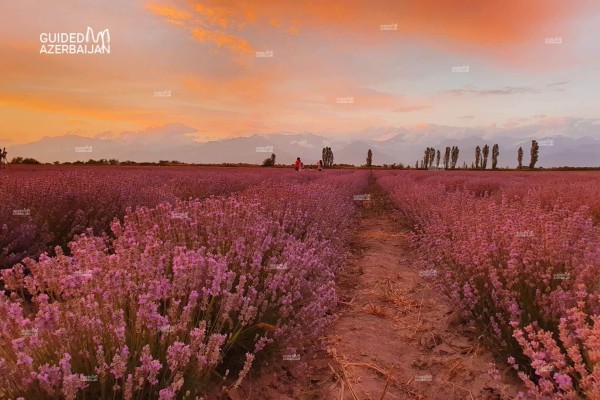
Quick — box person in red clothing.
[294,157,301,171]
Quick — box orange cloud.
[148,2,255,53]
[147,0,596,59]
[192,3,231,29]
[191,27,253,53]
[145,4,191,21]
[1,0,597,144]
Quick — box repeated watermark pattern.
[75,145,93,153]
[545,37,562,45]
[553,272,570,280]
[269,262,288,270]
[13,208,31,216]
[451,65,470,73]
[380,23,398,31]
[419,268,437,278]
[256,50,273,58]
[171,211,189,219]
[353,194,371,201]
[414,374,433,382]
[515,230,535,238]
[336,96,354,104]
[74,270,94,279]
[538,365,555,373]
[21,328,39,337]
[256,145,274,153]
[159,325,177,334]
[154,90,172,97]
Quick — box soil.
[231,181,524,400]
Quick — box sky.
[1,0,599,145]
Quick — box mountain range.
[5,126,600,168]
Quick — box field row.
[0,167,369,399]
[376,171,600,399]
[2,167,599,399]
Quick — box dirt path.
[235,183,523,400]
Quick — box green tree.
[529,140,539,169]
[262,153,276,167]
[16,157,41,164]
[443,147,451,169]
[451,146,459,169]
[366,149,372,167]
[492,144,499,169]
[517,147,523,169]
[482,144,489,170]
[322,147,334,167]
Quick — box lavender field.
[0,166,369,399]
[3,0,600,398]
[1,166,599,399]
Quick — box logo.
[538,365,555,373]
[75,145,93,153]
[13,208,31,216]
[154,90,172,98]
[256,50,273,58]
[515,230,534,238]
[21,328,39,337]
[545,37,562,45]
[269,262,288,270]
[380,23,398,31]
[336,96,354,104]
[353,194,370,201]
[553,272,570,280]
[451,65,470,73]
[419,268,437,278]
[415,374,432,382]
[40,27,110,55]
[74,270,93,278]
[159,325,176,334]
[170,211,189,219]
[256,145,274,153]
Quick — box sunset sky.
[1,0,599,144]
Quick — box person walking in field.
[300,162,304,171]
[294,157,301,171]
[317,160,323,171]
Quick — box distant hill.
[8,125,600,167]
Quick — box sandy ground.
[231,184,523,400]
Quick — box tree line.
[6,141,543,169]
[418,140,540,170]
